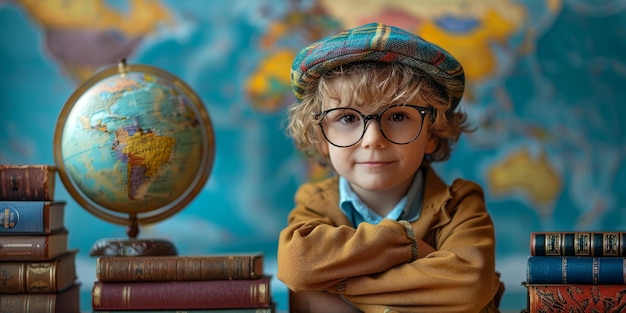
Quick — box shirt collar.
[339,168,424,226]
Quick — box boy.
[277,23,504,313]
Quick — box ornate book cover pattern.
[526,284,626,313]
[0,250,77,293]
[531,232,626,257]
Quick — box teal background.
[1,0,625,311]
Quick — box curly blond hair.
[285,62,473,164]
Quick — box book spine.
[0,201,65,233]
[0,284,80,313]
[0,293,58,313]
[92,278,272,310]
[526,256,626,284]
[526,284,626,311]
[96,255,262,281]
[0,165,56,201]
[0,231,68,261]
[0,262,27,293]
[0,251,77,293]
[530,232,626,256]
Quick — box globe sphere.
[54,62,215,226]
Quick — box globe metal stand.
[89,213,178,257]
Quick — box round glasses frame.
[314,104,434,148]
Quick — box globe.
[53,61,215,255]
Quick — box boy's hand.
[289,290,362,313]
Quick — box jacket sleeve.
[341,180,500,313]
[277,182,416,291]
[277,178,501,313]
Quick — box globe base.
[89,238,178,256]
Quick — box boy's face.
[319,86,438,197]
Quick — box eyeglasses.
[314,104,434,148]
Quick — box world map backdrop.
[1,0,625,311]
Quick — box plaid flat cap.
[291,22,465,109]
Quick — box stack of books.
[0,164,80,313]
[522,231,626,312]
[91,252,276,312]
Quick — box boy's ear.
[318,141,329,157]
[426,134,439,154]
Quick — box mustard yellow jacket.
[277,166,503,313]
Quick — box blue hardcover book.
[530,232,626,256]
[527,256,626,284]
[0,201,65,234]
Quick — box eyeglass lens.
[319,105,428,147]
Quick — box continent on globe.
[120,128,175,201]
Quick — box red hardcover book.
[525,284,626,312]
[0,165,56,201]
[92,276,272,310]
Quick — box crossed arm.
[277,183,499,313]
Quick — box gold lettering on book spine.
[561,257,568,283]
[93,284,101,306]
[227,256,236,280]
[248,282,268,305]
[546,233,561,255]
[574,233,590,256]
[592,257,599,284]
[259,282,267,305]
[123,285,131,306]
[604,233,619,256]
[28,263,55,292]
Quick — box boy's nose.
[360,120,387,148]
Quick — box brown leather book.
[0,250,77,293]
[96,253,264,282]
[92,276,272,310]
[0,201,65,234]
[0,165,56,201]
[0,229,68,261]
[0,283,80,313]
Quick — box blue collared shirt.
[339,169,424,226]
